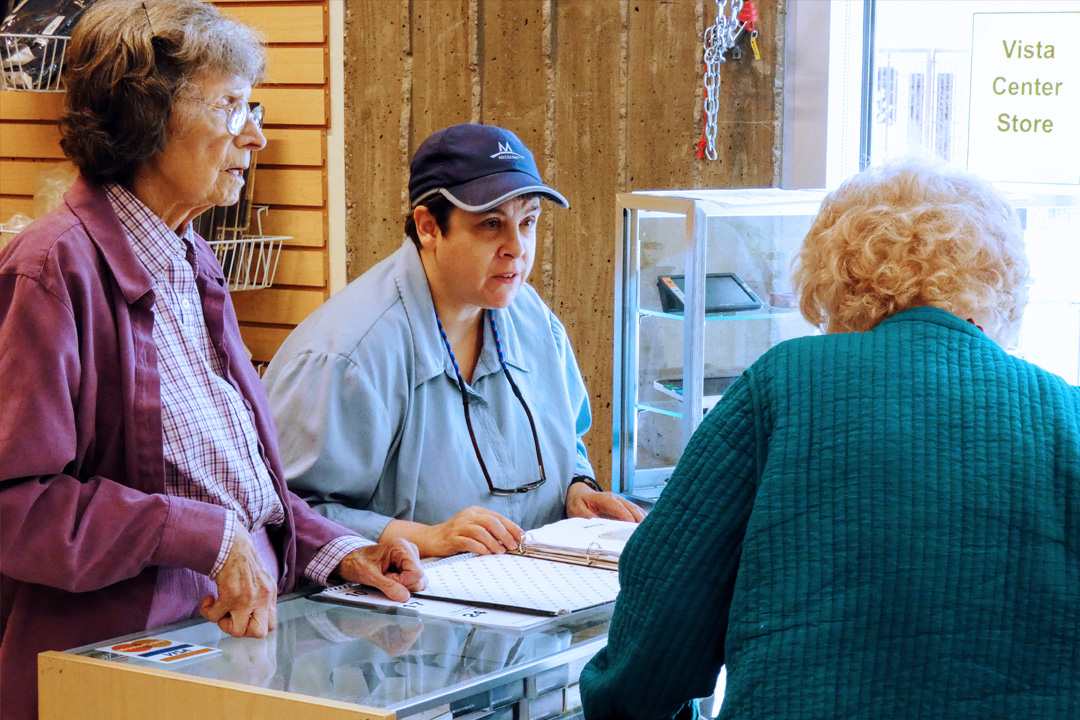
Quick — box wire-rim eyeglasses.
[183,97,264,136]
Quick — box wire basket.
[207,234,286,292]
[1,33,69,91]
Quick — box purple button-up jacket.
[0,177,355,719]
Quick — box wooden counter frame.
[38,651,393,720]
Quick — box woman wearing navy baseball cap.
[264,124,643,558]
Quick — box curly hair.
[59,0,266,185]
[792,160,1028,345]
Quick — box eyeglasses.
[436,309,547,496]
[184,97,264,136]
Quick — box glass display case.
[613,186,1080,502]
[613,188,827,501]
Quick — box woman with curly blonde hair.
[794,160,1028,344]
[582,161,1080,720]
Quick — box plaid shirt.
[105,185,372,587]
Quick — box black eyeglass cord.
[434,308,547,494]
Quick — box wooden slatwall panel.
[0,1,330,365]
[343,0,783,488]
[0,90,61,221]
[219,0,330,364]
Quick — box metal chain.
[702,0,744,160]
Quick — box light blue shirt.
[263,240,595,541]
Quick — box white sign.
[967,12,1080,184]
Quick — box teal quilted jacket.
[581,306,1080,720]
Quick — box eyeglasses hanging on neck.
[435,309,547,496]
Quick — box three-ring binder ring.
[585,542,603,567]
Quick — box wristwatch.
[569,475,602,492]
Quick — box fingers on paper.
[382,539,426,591]
[359,539,427,602]
[448,507,523,554]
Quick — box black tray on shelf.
[656,272,763,315]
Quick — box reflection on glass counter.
[64,594,611,717]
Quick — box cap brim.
[420,171,569,212]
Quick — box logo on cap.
[490,142,524,161]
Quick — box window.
[786,0,1080,382]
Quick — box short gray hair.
[60,0,266,184]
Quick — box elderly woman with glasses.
[0,2,424,717]
[263,123,644,560]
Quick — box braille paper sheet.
[413,552,620,615]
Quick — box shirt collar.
[484,307,530,374]
[64,176,154,304]
[395,240,444,386]
[105,183,197,281]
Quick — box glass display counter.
[613,189,826,501]
[40,592,611,720]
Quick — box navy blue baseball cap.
[408,124,569,212]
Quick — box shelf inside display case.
[638,303,800,322]
[653,375,736,407]
[634,378,731,421]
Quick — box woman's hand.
[422,506,525,557]
[201,525,278,639]
[566,483,646,522]
[335,538,427,603]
